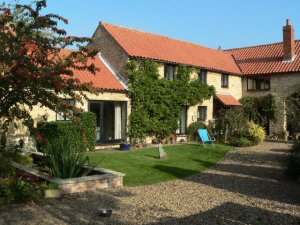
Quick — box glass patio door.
[89,101,126,143]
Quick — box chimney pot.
[286,19,291,26]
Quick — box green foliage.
[286,90,300,133]
[0,178,41,205]
[286,143,300,180]
[247,121,266,143]
[229,137,254,147]
[0,155,16,177]
[0,0,99,137]
[42,138,94,179]
[214,108,265,147]
[240,94,279,126]
[73,112,96,151]
[187,121,207,141]
[36,112,96,151]
[127,59,215,141]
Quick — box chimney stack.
[283,19,296,62]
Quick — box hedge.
[36,112,96,152]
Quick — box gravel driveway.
[1,142,300,225]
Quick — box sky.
[7,0,300,50]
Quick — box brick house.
[89,19,300,141]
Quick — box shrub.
[74,112,96,152]
[187,121,207,141]
[247,121,266,143]
[43,138,94,179]
[0,179,41,204]
[36,112,96,152]
[229,137,254,147]
[0,155,16,177]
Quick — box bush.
[43,138,94,179]
[0,179,41,205]
[36,112,96,152]
[247,121,266,143]
[229,137,254,147]
[187,121,207,141]
[0,155,16,177]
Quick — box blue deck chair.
[198,129,216,148]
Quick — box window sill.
[247,89,270,92]
[221,86,229,88]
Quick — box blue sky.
[10,0,300,49]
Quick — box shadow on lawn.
[146,202,300,225]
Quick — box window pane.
[264,80,270,90]
[198,106,207,121]
[221,74,229,87]
[176,106,187,134]
[165,64,175,80]
[199,70,207,83]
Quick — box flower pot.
[120,143,131,151]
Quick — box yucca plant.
[42,138,94,179]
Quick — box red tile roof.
[215,93,241,106]
[101,22,241,75]
[225,41,300,75]
[71,53,126,91]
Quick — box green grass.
[87,144,232,186]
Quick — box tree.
[127,59,215,142]
[0,0,99,139]
[286,90,300,133]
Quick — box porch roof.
[215,93,242,106]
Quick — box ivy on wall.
[126,59,215,142]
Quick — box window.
[198,106,207,121]
[176,106,187,134]
[164,64,176,80]
[199,70,207,83]
[247,78,270,91]
[56,99,75,121]
[221,74,229,88]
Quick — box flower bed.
[12,161,125,194]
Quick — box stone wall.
[6,91,130,151]
[156,65,243,128]
[242,73,300,136]
[90,23,129,79]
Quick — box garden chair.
[197,129,216,148]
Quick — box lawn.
[87,144,231,186]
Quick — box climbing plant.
[127,59,215,142]
[286,90,300,133]
[240,94,279,126]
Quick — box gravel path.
[1,142,300,225]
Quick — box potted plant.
[120,140,131,151]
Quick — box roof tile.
[101,22,241,75]
[225,41,300,75]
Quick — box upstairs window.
[56,99,75,121]
[221,74,229,88]
[164,64,176,80]
[198,106,207,121]
[247,78,270,91]
[199,70,207,83]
